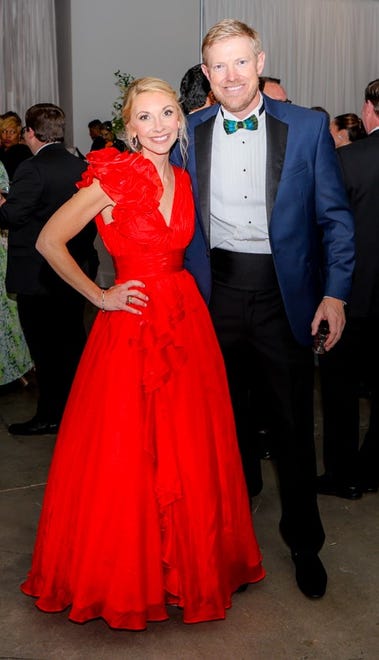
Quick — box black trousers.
[318,316,379,485]
[209,249,324,554]
[17,290,87,423]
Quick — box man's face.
[263,81,288,102]
[89,126,101,139]
[202,36,265,118]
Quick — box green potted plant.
[112,70,135,137]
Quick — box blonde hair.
[202,19,262,65]
[122,77,188,162]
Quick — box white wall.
[70,0,201,155]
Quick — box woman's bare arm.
[36,179,148,313]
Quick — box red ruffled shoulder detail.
[77,147,163,213]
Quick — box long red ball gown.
[21,148,265,630]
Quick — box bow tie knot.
[223,114,258,134]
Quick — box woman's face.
[101,128,114,143]
[128,91,180,157]
[1,123,20,149]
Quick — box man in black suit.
[318,79,379,498]
[0,103,98,435]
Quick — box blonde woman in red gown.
[21,78,265,630]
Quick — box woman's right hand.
[100,280,148,314]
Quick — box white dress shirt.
[210,95,271,254]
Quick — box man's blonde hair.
[202,19,262,65]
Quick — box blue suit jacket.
[171,95,355,346]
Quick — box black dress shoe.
[291,552,327,598]
[8,417,59,436]
[235,583,249,593]
[316,474,362,500]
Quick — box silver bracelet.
[101,289,105,313]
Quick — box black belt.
[210,248,278,290]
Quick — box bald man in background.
[259,76,290,102]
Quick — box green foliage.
[112,70,135,135]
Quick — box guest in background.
[0,161,33,387]
[101,120,126,152]
[0,160,9,195]
[0,113,32,180]
[329,113,367,148]
[88,119,106,151]
[179,63,215,114]
[259,76,290,102]
[318,80,379,499]
[0,103,98,435]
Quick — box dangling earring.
[130,135,139,150]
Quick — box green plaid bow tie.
[223,114,258,134]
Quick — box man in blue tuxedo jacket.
[171,19,355,599]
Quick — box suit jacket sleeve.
[0,159,44,229]
[314,116,355,302]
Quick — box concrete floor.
[0,369,378,660]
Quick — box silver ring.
[127,295,132,304]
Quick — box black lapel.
[265,114,288,223]
[194,114,217,242]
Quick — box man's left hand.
[311,297,346,351]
